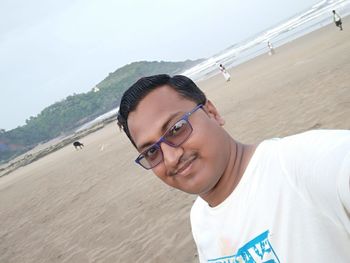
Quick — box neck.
[200,138,257,207]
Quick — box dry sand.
[1,19,349,263]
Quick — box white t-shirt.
[334,13,341,22]
[191,130,350,262]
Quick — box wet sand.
[1,18,349,263]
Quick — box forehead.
[128,85,196,149]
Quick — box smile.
[173,155,197,176]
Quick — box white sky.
[0,0,320,131]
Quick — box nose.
[160,142,183,170]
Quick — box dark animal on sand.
[73,141,84,150]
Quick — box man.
[333,10,343,31]
[117,74,350,262]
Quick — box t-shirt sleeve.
[278,130,350,233]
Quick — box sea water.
[181,0,350,81]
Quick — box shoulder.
[278,130,350,231]
[259,130,350,191]
[278,129,350,156]
[282,129,349,141]
[276,129,350,202]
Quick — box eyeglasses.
[135,104,203,169]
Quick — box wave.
[181,0,350,81]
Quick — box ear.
[203,100,225,126]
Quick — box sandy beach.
[1,18,349,263]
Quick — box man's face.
[128,85,231,195]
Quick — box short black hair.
[117,74,207,147]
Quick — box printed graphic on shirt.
[208,230,280,263]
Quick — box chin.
[181,177,214,195]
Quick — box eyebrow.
[137,111,184,151]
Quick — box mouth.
[173,155,197,177]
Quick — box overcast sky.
[0,0,320,131]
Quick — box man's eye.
[168,120,186,136]
[145,146,159,160]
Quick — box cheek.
[191,120,229,169]
[192,119,225,152]
[152,165,169,183]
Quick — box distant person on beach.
[117,74,350,262]
[219,64,231,81]
[333,10,343,30]
[267,41,275,55]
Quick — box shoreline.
[2,16,349,178]
[0,116,117,178]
